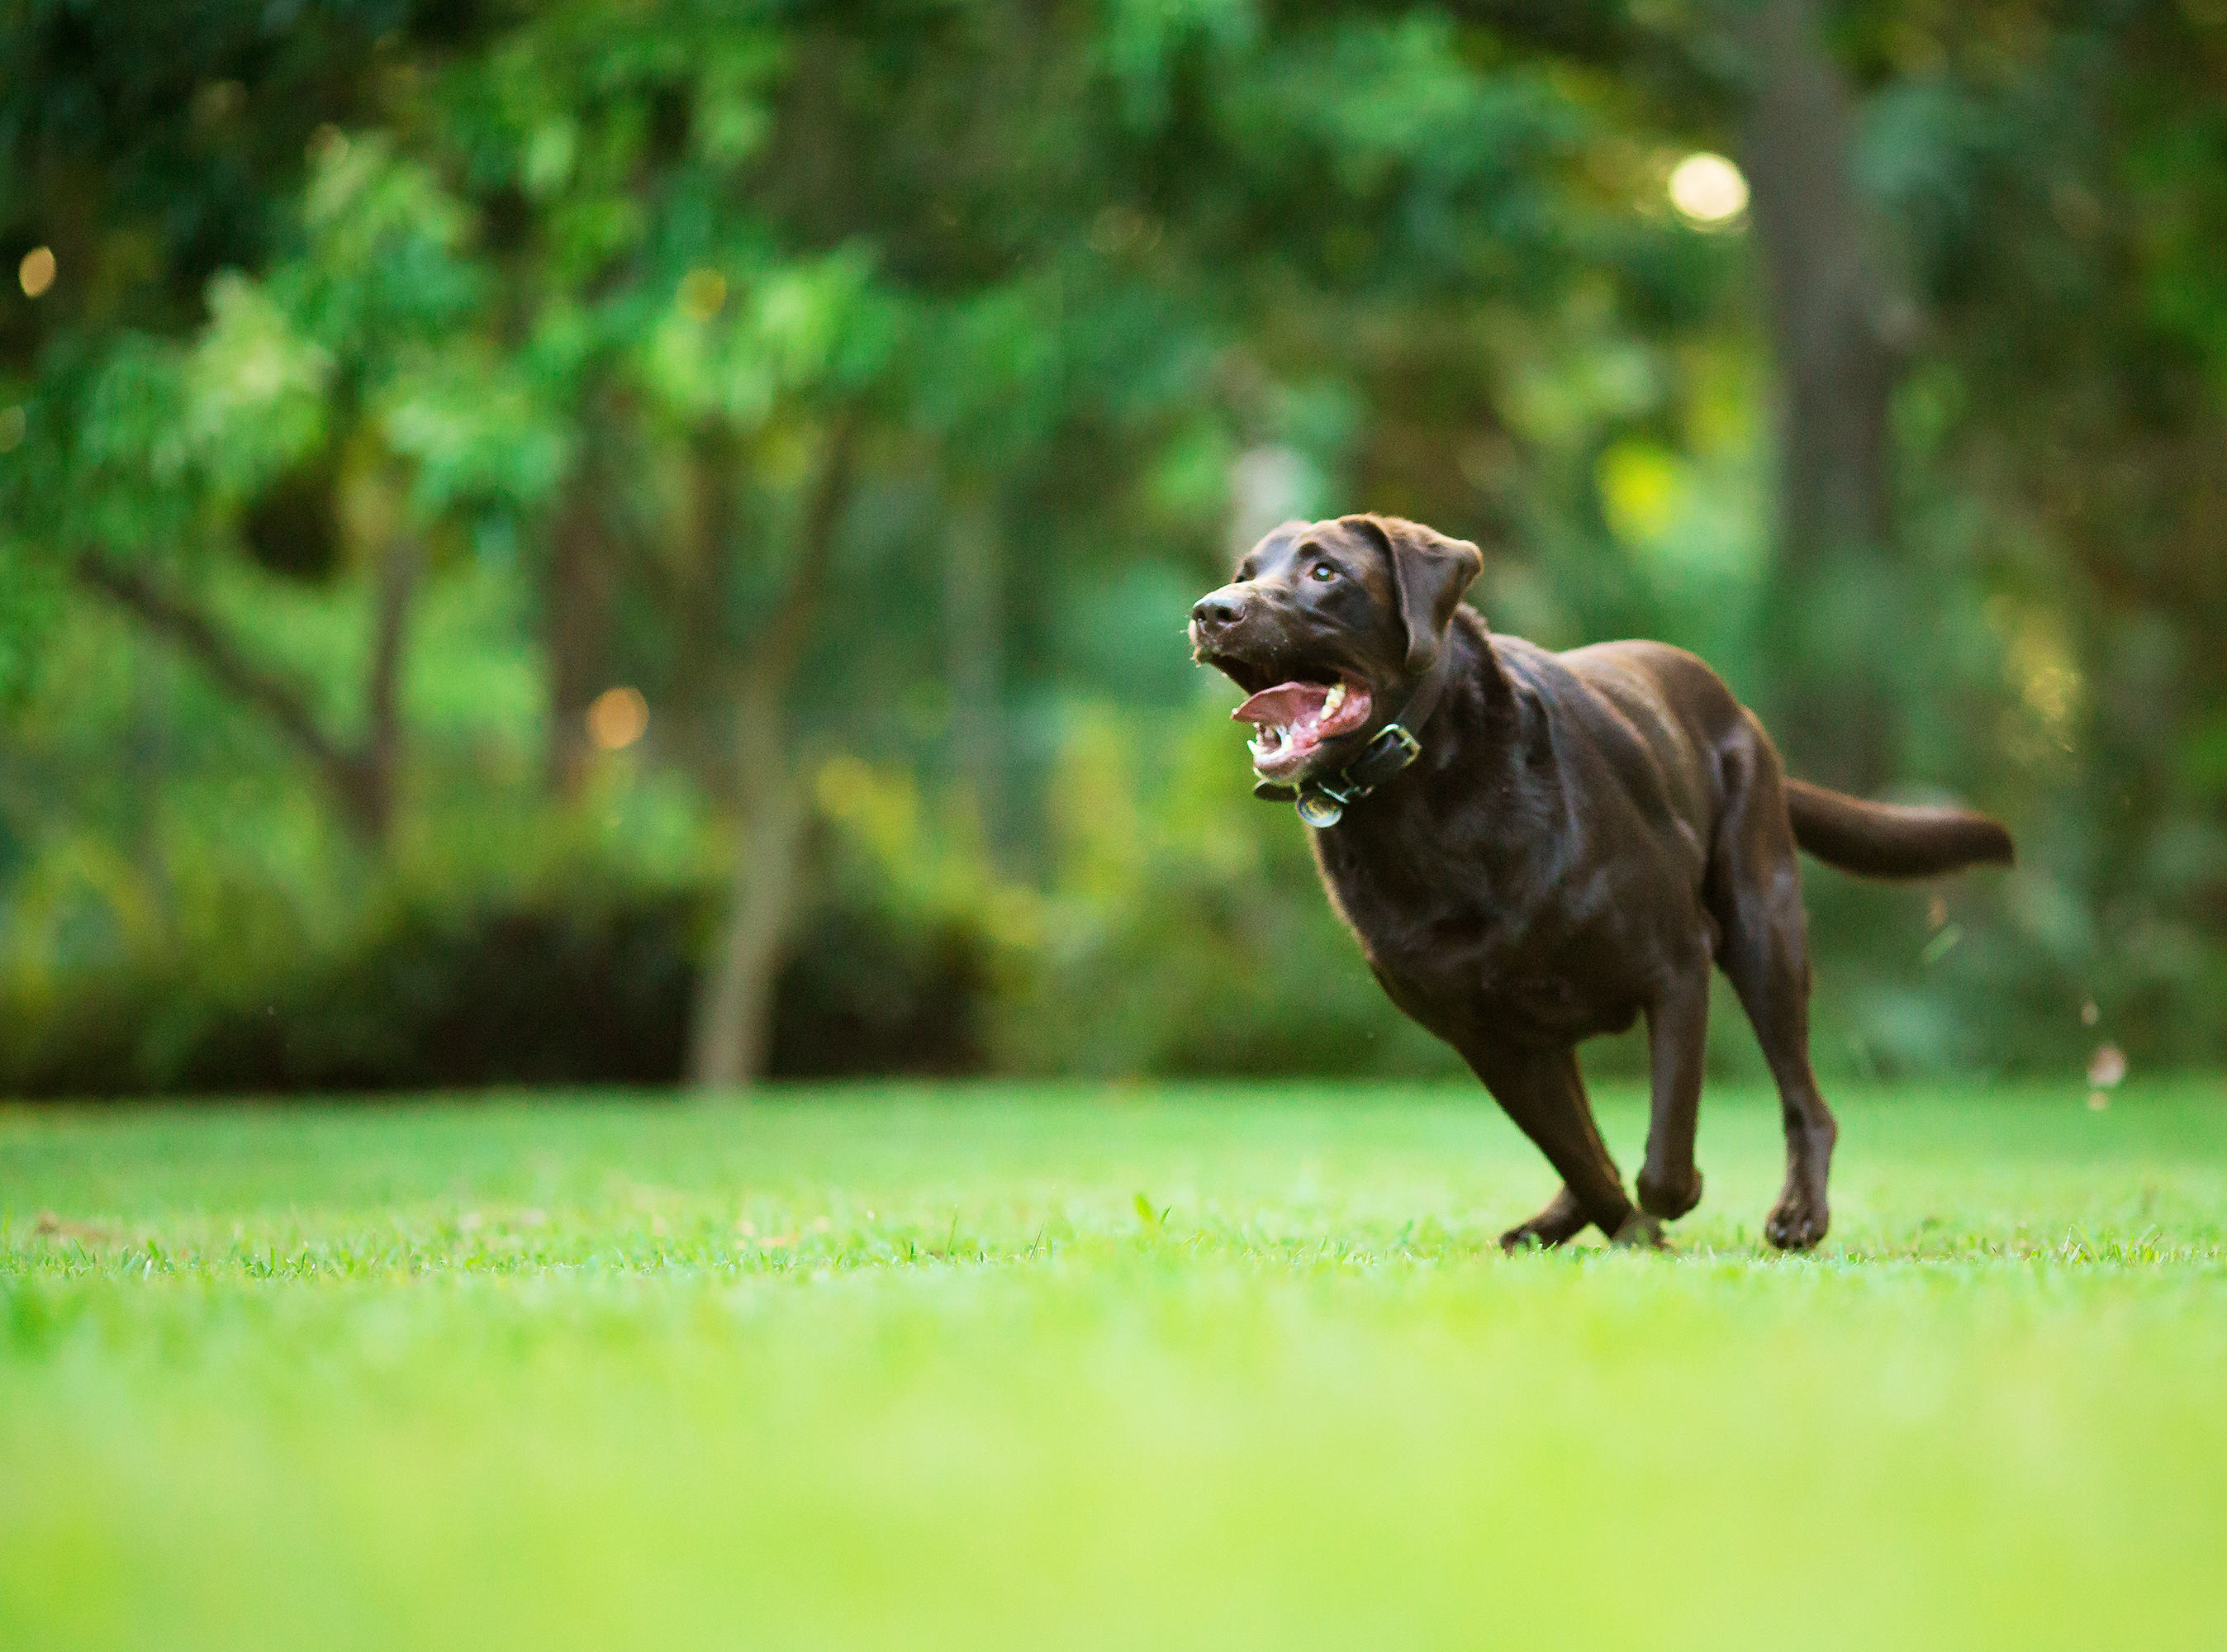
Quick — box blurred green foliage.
[2,0,2224,1094]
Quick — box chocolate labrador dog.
[1189,514,2012,1251]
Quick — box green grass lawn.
[5,1080,2226,1652]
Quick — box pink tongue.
[1232,681,1328,728]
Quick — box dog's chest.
[1312,819,1645,1042]
[1313,824,1523,976]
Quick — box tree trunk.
[686,415,859,1094]
[688,696,809,1089]
[1740,0,1909,793]
[332,530,418,842]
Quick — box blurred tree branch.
[544,458,620,800]
[74,539,417,845]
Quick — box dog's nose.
[1191,587,1246,630]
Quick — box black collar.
[1251,652,1451,827]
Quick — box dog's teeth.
[1324,683,1346,716]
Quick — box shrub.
[0,839,1000,1099]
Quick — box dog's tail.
[1785,779,2014,880]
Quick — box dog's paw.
[1764,1188,1830,1251]
[1498,1187,1590,1253]
[1609,1212,1669,1251]
[1498,1217,1582,1253]
[1636,1165,1704,1221]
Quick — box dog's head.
[1189,514,1482,786]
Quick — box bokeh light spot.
[586,686,649,751]
[678,268,728,320]
[1669,154,1749,227]
[0,406,24,452]
[2087,1042,2127,1089]
[1595,441,1684,544]
[19,246,56,297]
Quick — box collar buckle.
[1347,722,1421,787]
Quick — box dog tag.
[1294,791,1343,828]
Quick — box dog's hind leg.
[1637,962,1711,1223]
[1707,721,1837,1251]
[1468,1045,1649,1248]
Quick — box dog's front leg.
[1467,1044,1638,1245]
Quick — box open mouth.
[1229,675,1374,781]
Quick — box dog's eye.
[1309,563,1337,582]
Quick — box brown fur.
[1190,515,2012,1250]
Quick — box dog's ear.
[1349,515,1482,676]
